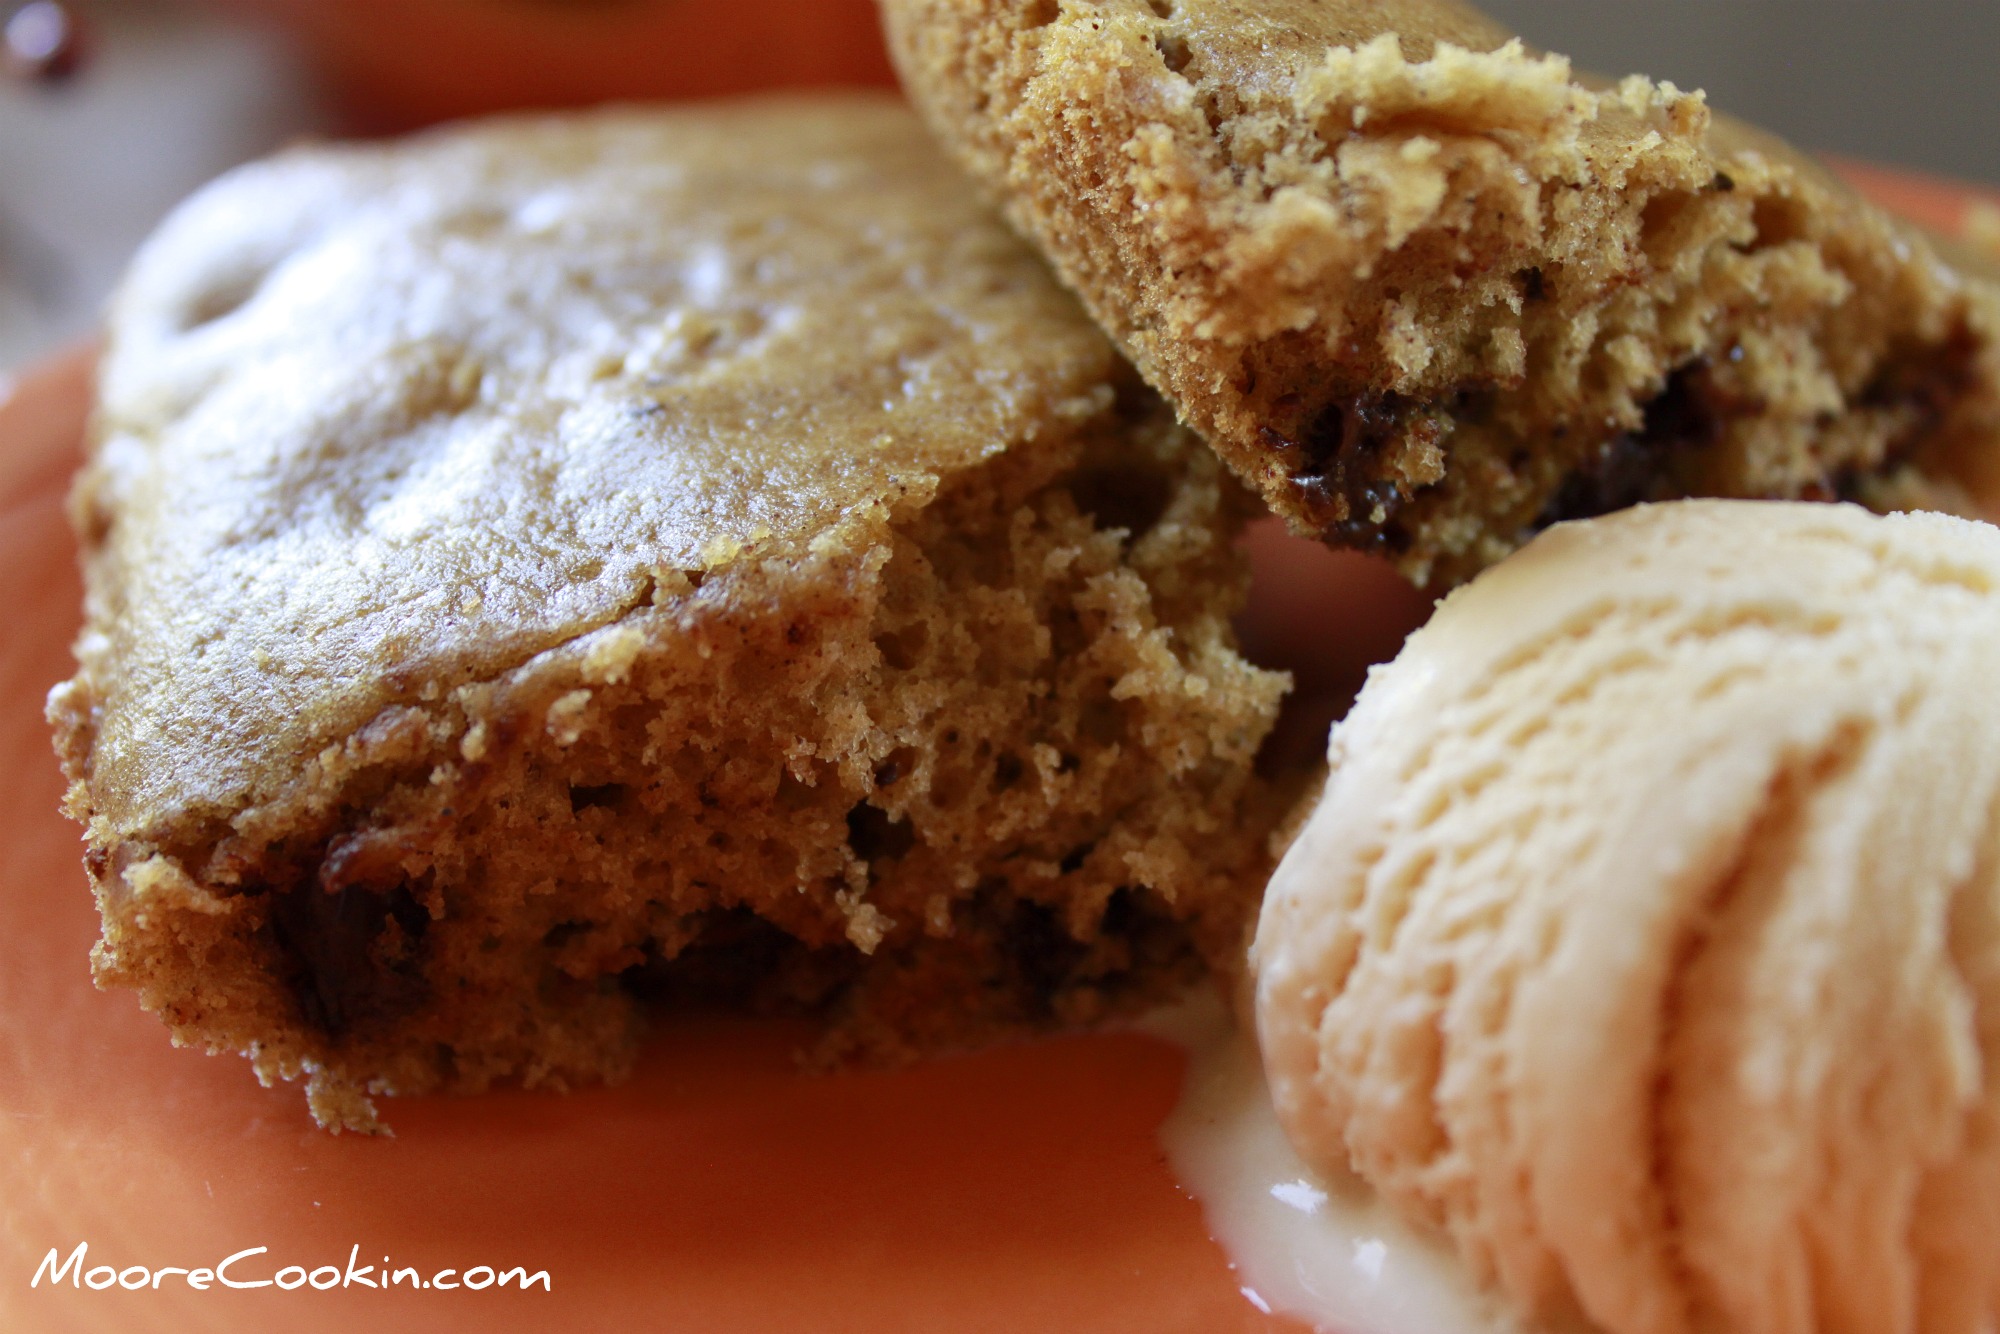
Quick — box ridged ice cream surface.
[1254,499,2000,1334]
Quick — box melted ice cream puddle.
[1149,996,1549,1334]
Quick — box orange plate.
[0,167,1985,1334]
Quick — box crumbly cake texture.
[881,0,2000,585]
[47,97,1291,1131]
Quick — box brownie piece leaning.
[47,96,1292,1131]
[882,0,2000,585]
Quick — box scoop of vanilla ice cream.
[1254,500,2000,1334]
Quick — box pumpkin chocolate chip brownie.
[882,0,2000,585]
[46,96,1291,1131]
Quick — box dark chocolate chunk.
[1262,390,1438,551]
[268,853,430,1038]
[1537,361,1720,527]
[845,801,916,865]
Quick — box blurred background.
[1483,1,2000,181]
[0,0,1995,373]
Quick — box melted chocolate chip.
[1004,899,1082,1019]
[1538,362,1719,527]
[845,801,915,865]
[268,862,430,1038]
[1860,322,1978,426]
[1262,390,1434,552]
[569,782,626,813]
[620,908,857,1013]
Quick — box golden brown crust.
[49,97,1292,1128]
[882,0,2000,584]
[68,95,1132,843]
